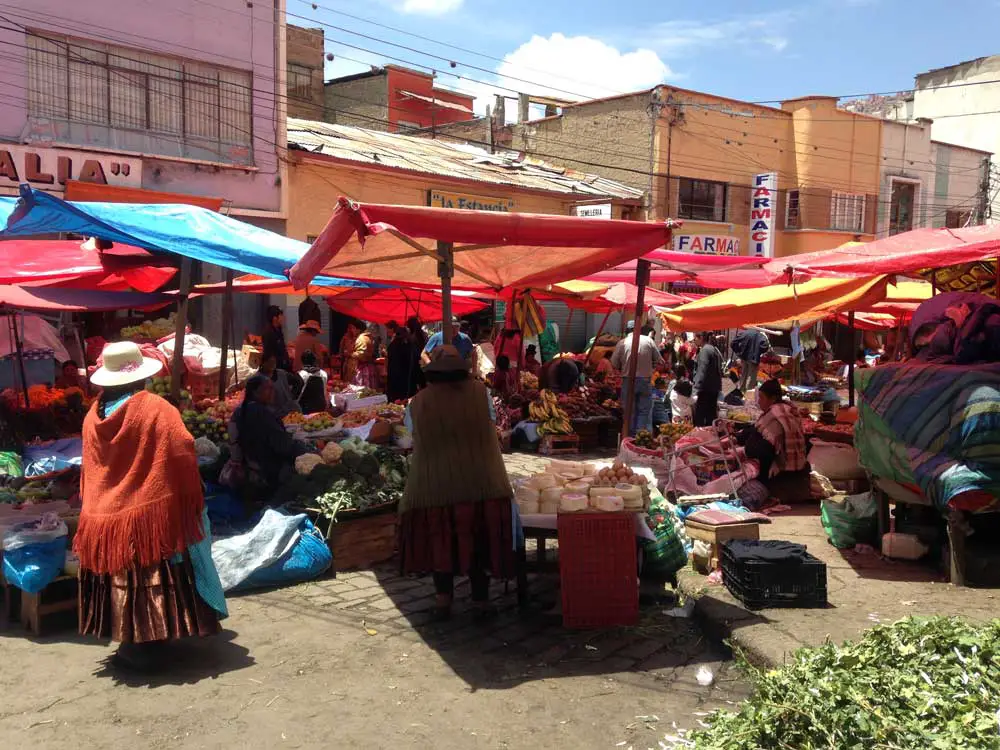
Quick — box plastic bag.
[820,492,877,549]
[2,516,68,593]
[236,518,332,591]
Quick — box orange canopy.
[289,197,679,291]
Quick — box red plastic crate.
[557,512,638,628]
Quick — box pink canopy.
[767,225,1000,281]
[582,248,771,288]
[326,287,488,325]
[0,285,171,312]
[289,198,680,291]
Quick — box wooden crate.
[684,519,760,571]
[328,510,398,571]
[571,419,601,452]
[20,575,78,636]
[539,433,580,456]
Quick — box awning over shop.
[0,285,171,312]
[63,180,226,211]
[326,287,487,325]
[0,186,371,286]
[288,197,680,291]
[550,280,685,311]
[661,276,894,332]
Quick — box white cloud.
[399,0,463,15]
[460,33,672,116]
[642,13,798,57]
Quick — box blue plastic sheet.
[2,536,67,594]
[235,518,332,591]
[0,187,374,287]
[22,438,83,478]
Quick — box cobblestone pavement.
[0,450,750,750]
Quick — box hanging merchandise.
[508,291,547,338]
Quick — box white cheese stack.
[591,494,624,512]
[563,480,591,494]
[615,483,644,510]
[547,459,583,477]
[559,493,589,513]
[528,473,558,490]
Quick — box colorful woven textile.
[855,362,1000,513]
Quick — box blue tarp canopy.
[0,186,373,288]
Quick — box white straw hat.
[90,341,163,387]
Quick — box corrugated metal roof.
[287,118,644,201]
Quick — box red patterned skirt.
[398,496,515,579]
[79,554,220,644]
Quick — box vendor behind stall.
[55,359,85,391]
[231,374,308,492]
[522,344,541,376]
[297,350,329,414]
[539,355,582,394]
[353,322,380,388]
[339,320,361,382]
[261,305,292,372]
[738,379,810,503]
[292,318,328,372]
[259,354,301,418]
[490,354,519,398]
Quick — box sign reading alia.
[751,172,777,257]
[429,190,514,212]
[0,145,142,191]
[673,234,741,255]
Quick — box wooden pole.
[218,269,234,399]
[621,260,651,440]
[438,241,454,344]
[848,310,856,408]
[8,314,29,408]
[565,306,575,351]
[170,258,192,402]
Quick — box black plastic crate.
[721,541,828,610]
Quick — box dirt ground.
[1,453,750,750]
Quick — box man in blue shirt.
[421,318,474,364]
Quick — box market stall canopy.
[550,280,685,311]
[288,197,680,291]
[660,276,894,332]
[0,187,371,287]
[0,238,176,292]
[191,273,378,296]
[0,285,171,312]
[581,248,772,289]
[769,225,1000,281]
[325,287,487,325]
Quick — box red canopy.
[546,281,684,312]
[0,285,171,312]
[325,287,487,325]
[289,198,680,291]
[0,239,176,292]
[582,248,771,288]
[767,225,1000,281]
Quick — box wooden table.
[684,519,760,570]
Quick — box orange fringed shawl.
[74,390,205,574]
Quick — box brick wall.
[286,25,325,121]
[411,117,513,149]
[512,93,654,196]
[325,74,389,130]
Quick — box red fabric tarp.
[0,285,171,312]
[537,281,685,312]
[288,197,680,291]
[325,287,487,324]
[767,225,1000,281]
[0,239,176,292]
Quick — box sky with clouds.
[291,0,998,116]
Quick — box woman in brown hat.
[292,318,328,372]
[398,345,514,620]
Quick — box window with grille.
[830,191,866,232]
[287,63,313,101]
[27,31,253,159]
[785,189,800,229]
[677,178,727,222]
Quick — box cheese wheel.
[591,494,624,512]
[528,473,557,490]
[515,486,540,504]
[589,486,620,498]
[615,483,642,503]
[557,472,582,485]
[579,463,597,476]
[540,501,560,515]
[563,480,590,493]
[547,459,581,476]
[559,493,589,512]
[540,487,564,505]
[517,499,540,515]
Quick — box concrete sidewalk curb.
[676,569,805,670]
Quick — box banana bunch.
[531,389,573,435]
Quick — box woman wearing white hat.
[75,342,227,671]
